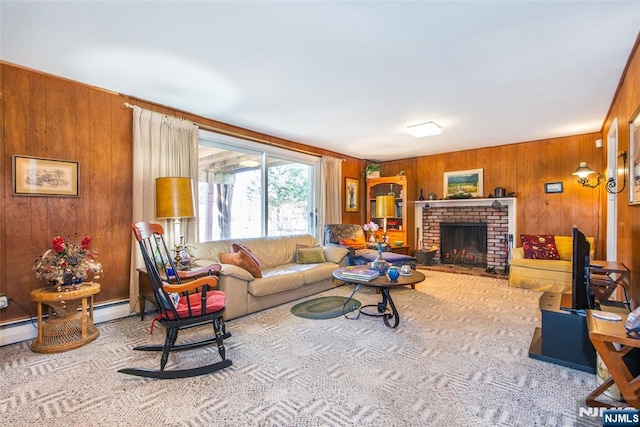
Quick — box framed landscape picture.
[630,106,640,205]
[13,155,79,197]
[345,177,359,212]
[444,169,483,199]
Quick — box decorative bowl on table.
[393,241,404,247]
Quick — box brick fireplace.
[414,198,516,273]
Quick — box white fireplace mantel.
[412,197,517,250]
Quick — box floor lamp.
[375,195,396,244]
[156,177,196,254]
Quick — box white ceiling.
[2,1,639,161]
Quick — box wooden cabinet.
[389,246,410,255]
[366,176,407,246]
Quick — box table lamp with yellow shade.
[375,195,396,244]
[156,177,195,251]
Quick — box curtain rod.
[123,102,345,160]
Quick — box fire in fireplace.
[440,222,488,268]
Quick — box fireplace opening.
[440,222,487,268]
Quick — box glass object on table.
[370,242,389,274]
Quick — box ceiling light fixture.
[406,121,442,138]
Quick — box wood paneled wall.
[379,133,604,259]
[0,62,363,323]
[1,64,133,322]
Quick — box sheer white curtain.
[129,106,199,312]
[321,156,343,242]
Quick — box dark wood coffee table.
[333,267,425,328]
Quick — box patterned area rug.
[0,271,613,426]
[290,296,361,319]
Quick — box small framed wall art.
[13,155,79,197]
[345,177,359,212]
[544,182,563,194]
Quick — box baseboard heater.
[0,299,131,347]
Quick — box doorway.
[606,118,618,261]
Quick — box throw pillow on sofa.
[219,250,262,278]
[338,236,367,250]
[296,244,326,264]
[520,234,560,260]
[232,243,261,269]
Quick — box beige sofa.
[187,234,349,320]
[508,235,595,293]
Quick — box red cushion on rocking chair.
[165,291,226,319]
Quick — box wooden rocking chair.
[120,222,232,379]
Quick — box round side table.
[30,282,101,353]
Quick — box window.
[198,130,320,242]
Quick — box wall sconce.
[572,151,627,194]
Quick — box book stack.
[340,267,380,282]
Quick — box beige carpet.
[0,271,611,426]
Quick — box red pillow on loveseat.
[520,234,560,260]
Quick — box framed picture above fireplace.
[444,169,483,199]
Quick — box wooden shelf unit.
[366,176,407,246]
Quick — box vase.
[56,277,83,291]
[387,266,400,281]
[368,232,376,243]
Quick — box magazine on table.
[340,266,380,281]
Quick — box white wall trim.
[606,118,618,261]
[0,300,133,347]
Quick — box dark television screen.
[571,227,593,310]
